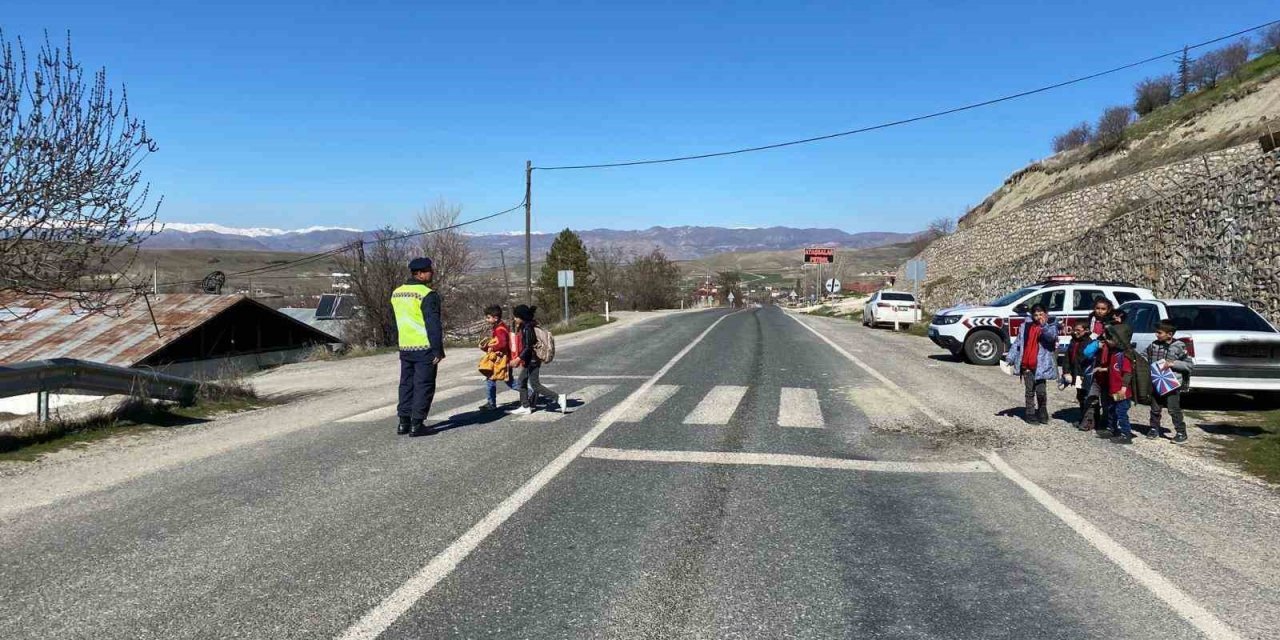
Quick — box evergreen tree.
[537,229,597,322]
[1175,46,1191,98]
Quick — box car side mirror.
[1013,304,1028,315]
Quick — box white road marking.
[787,313,954,428]
[614,384,680,423]
[336,387,473,423]
[793,311,1244,639]
[338,310,741,640]
[778,387,824,429]
[985,452,1242,640]
[583,447,993,473]
[542,374,650,380]
[518,385,615,422]
[682,385,749,425]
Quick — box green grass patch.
[1214,408,1280,484]
[550,312,614,335]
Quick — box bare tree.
[1190,51,1226,90]
[1133,75,1174,116]
[335,229,413,347]
[1051,122,1091,153]
[1218,40,1250,77]
[622,248,681,311]
[416,198,476,297]
[1093,106,1133,149]
[1258,24,1280,55]
[927,217,956,237]
[1,31,160,318]
[589,244,628,307]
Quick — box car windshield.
[991,287,1039,307]
[1167,305,1277,333]
[881,293,915,302]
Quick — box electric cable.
[535,18,1279,170]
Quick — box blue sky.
[5,1,1276,235]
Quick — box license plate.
[1220,343,1275,359]
[895,306,907,312]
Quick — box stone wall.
[913,148,1280,322]
[898,143,1263,291]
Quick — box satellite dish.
[202,271,226,294]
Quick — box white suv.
[1119,299,1280,399]
[863,291,921,328]
[928,277,1155,365]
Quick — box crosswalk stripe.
[518,384,616,422]
[682,385,748,425]
[778,387,824,429]
[614,384,679,423]
[337,386,473,423]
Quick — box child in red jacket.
[1105,327,1135,444]
[479,305,515,411]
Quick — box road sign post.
[825,278,841,295]
[727,291,736,308]
[907,259,927,302]
[557,269,575,324]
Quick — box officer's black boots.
[408,420,431,437]
[397,416,412,435]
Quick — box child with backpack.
[1145,319,1194,443]
[509,304,566,415]
[477,305,515,411]
[1104,326,1136,444]
[1063,322,1092,426]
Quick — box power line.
[534,18,1279,171]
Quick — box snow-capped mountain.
[144,223,917,262]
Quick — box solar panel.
[316,294,354,320]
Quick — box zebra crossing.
[340,382,877,430]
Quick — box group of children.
[1007,298,1194,445]
[478,304,565,416]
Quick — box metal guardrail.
[0,358,200,422]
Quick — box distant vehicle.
[863,291,921,328]
[1119,299,1280,400]
[928,276,1155,366]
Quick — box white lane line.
[985,451,1242,640]
[542,374,650,380]
[517,385,615,422]
[791,311,1243,639]
[682,385,749,425]
[336,387,473,423]
[338,310,742,640]
[583,447,992,473]
[778,387,824,429]
[614,384,679,423]
[787,312,954,428]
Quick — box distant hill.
[145,224,917,265]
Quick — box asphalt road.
[1,307,1275,639]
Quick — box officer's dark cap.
[408,257,433,272]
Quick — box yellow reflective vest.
[390,283,433,351]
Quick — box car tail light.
[1181,337,1195,357]
[877,303,890,308]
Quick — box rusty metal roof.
[0,293,246,367]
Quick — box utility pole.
[525,160,533,304]
[153,261,158,295]
[500,248,511,301]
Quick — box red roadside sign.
[804,247,834,263]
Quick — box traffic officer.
[390,257,446,436]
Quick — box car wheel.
[964,330,1003,366]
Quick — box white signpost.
[906,259,927,300]
[825,278,841,295]
[557,269,575,324]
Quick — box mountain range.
[145,224,917,264]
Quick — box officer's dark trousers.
[397,351,438,422]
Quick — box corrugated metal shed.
[0,293,334,367]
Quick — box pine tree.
[1176,46,1191,98]
[537,229,597,322]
